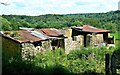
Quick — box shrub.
[3,47,116,74]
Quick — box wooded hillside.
[1,10,120,32]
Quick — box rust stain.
[16,30,44,42]
[37,28,63,37]
[80,25,110,33]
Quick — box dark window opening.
[33,42,42,47]
[51,39,64,50]
[108,36,114,44]
[51,40,58,46]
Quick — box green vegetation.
[1,10,120,74]
[3,47,116,75]
[1,10,120,32]
[110,32,120,40]
[110,32,120,47]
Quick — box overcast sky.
[0,0,119,16]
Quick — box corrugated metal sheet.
[2,28,64,43]
[2,30,45,43]
[36,28,63,37]
[16,30,44,43]
[31,31,47,39]
[83,25,110,33]
[73,25,110,33]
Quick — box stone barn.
[60,25,111,53]
[1,28,64,60]
[71,25,111,47]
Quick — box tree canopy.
[1,10,120,32]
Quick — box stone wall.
[2,35,53,61]
[64,34,104,53]
[2,36,21,58]
[64,35,84,54]
[21,40,52,60]
[73,35,84,46]
[89,34,104,46]
[41,40,52,51]
[65,29,72,37]
[21,43,38,61]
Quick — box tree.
[71,21,83,26]
[104,22,117,32]
[1,17,12,31]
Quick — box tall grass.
[3,47,117,75]
[34,47,115,74]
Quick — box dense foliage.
[1,10,120,32]
[3,47,116,75]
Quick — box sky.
[0,0,119,16]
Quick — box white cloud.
[0,0,119,15]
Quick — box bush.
[3,47,116,74]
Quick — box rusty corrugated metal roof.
[16,30,44,42]
[2,30,44,43]
[2,28,63,43]
[72,25,110,33]
[82,25,110,33]
[36,28,63,37]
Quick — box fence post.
[111,53,117,75]
[105,54,110,75]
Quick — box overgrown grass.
[2,47,117,75]
[34,46,116,74]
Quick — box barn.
[1,28,65,60]
[71,25,111,47]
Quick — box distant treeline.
[1,10,120,32]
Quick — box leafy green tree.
[71,21,83,26]
[1,17,12,31]
[104,22,117,32]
